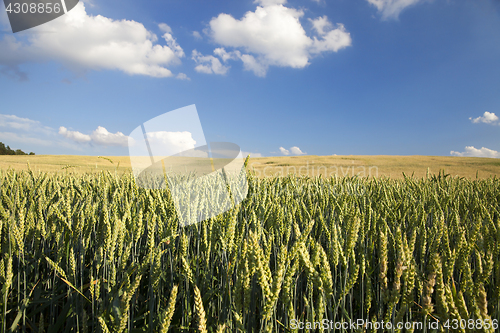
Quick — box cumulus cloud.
[176,73,190,80]
[208,5,310,68]
[239,54,268,77]
[202,1,351,77]
[159,23,185,58]
[0,114,83,150]
[310,16,332,35]
[60,126,129,147]
[146,131,197,154]
[214,48,241,62]
[0,3,185,79]
[91,126,128,146]
[469,112,499,125]
[192,31,203,39]
[0,113,133,153]
[59,126,91,143]
[450,146,500,158]
[279,147,290,155]
[366,0,427,19]
[309,17,351,54]
[279,146,306,156]
[289,146,306,155]
[194,47,271,77]
[192,50,231,75]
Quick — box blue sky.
[0,0,500,157]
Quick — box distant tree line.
[0,142,34,155]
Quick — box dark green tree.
[0,142,34,155]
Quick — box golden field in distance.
[0,154,499,179]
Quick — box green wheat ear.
[194,285,208,333]
[0,166,499,332]
[98,156,114,164]
[160,285,178,333]
[62,165,79,170]
[244,154,250,168]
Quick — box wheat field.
[0,159,499,332]
[1,155,500,179]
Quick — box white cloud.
[279,147,290,155]
[209,6,310,69]
[0,114,53,135]
[192,50,230,75]
[0,113,133,153]
[214,48,241,62]
[279,146,306,155]
[176,73,190,80]
[59,126,91,143]
[195,47,270,77]
[0,3,185,79]
[59,125,129,147]
[0,114,85,151]
[146,131,198,156]
[159,23,185,58]
[450,146,500,158]
[290,146,306,155]
[309,25,351,54]
[309,17,351,54]
[91,126,128,146]
[205,1,351,77]
[240,54,268,77]
[309,16,332,35]
[366,0,427,19]
[469,112,499,125]
[192,31,203,40]
[158,23,172,34]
